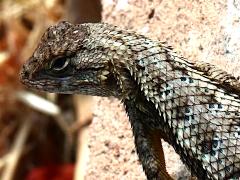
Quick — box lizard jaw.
[20,61,120,97]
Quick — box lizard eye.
[49,57,70,72]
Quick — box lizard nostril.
[20,64,30,80]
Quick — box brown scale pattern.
[21,21,240,180]
[87,23,240,179]
[133,51,240,179]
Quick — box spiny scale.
[86,23,240,179]
[20,22,240,180]
[135,51,240,179]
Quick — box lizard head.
[20,21,122,97]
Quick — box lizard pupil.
[50,57,69,71]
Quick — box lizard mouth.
[20,63,103,92]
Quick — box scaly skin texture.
[20,21,240,180]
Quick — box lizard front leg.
[124,100,173,180]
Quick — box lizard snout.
[20,61,34,83]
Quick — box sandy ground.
[87,97,189,179]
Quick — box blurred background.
[0,0,240,179]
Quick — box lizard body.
[20,21,240,180]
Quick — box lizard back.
[127,37,240,179]
[86,24,240,179]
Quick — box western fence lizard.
[20,21,240,180]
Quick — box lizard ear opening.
[49,57,70,72]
